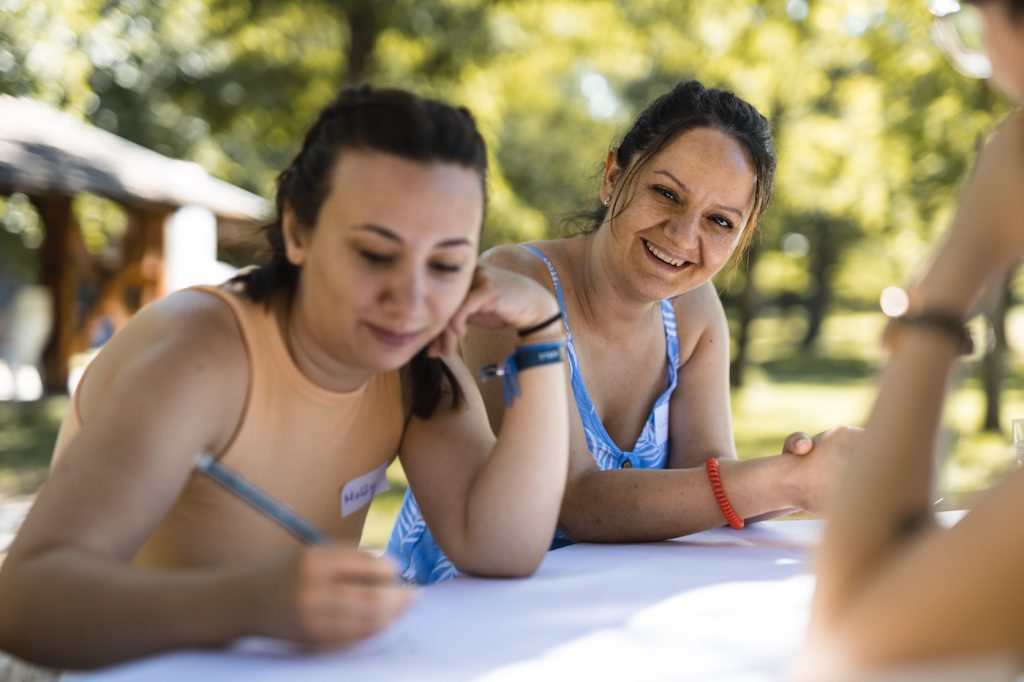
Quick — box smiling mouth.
[364,322,426,347]
[643,239,690,268]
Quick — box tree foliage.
[0,0,1011,361]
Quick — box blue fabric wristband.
[479,340,565,405]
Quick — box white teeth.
[644,240,684,267]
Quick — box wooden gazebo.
[0,96,269,391]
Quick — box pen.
[194,452,329,545]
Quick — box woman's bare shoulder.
[78,288,249,421]
[102,288,245,364]
[673,281,726,328]
[481,241,558,286]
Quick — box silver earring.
[602,196,610,207]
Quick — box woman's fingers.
[427,326,459,358]
[307,582,417,645]
[782,431,814,456]
[258,547,416,647]
[453,264,560,334]
[319,547,400,584]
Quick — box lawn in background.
[3,310,1022,550]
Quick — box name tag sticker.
[340,463,390,517]
[654,402,669,442]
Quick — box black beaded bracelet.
[517,311,563,338]
[887,310,973,355]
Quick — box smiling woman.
[0,86,570,670]
[388,79,860,584]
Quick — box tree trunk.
[729,239,762,388]
[800,218,837,352]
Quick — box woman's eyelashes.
[649,185,735,230]
[359,249,393,265]
[429,262,463,274]
[709,215,734,230]
[651,184,677,202]
[357,249,464,274]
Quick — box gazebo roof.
[0,95,269,221]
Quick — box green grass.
[4,309,1024,549]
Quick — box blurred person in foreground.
[389,79,860,584]
[0,85,570,670]
[796,1,1024,679]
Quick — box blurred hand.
[427,264,561,357]
[253,546,415,647]
[784,425,861,515]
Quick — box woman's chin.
[364,347,424,372]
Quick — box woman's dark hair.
[966,0,1024,18]
[234,85,488,418]
[585,80,775,260]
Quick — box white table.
[78,519,822,681]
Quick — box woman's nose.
[663,213,701,256]
[380,266,425,312]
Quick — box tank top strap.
[520,244,614,452]
[519,245,573,340]
[659,298,680,386]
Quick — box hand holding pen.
[194,453,416,646]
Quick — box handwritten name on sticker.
[340,463,391,517]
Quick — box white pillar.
[164,205,237,292]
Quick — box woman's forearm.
[460,361,569,577]
[0,548,259,669]
[557,455,801,543]
[813,329,960,626]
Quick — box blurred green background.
[2,0,1023,549]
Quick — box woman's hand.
[782,431,814,456]
[783,425,861,515]
[252,547,415,647]
[428,264,561,357]
[913,113,1024,316]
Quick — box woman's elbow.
[450,544,547,579]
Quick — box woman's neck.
[277,288,373,393]
[570,231,660,340]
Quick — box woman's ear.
[600,147,622,206]
[281,205,307,267]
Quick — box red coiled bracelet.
[705,457,744,530]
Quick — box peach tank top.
[53,284,405,568]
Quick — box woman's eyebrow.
[653,170,744,220]
[352,223,475,249]
[353,223,403,242]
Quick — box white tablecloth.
[77,519,823,681]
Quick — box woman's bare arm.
[806,115,1024,671]
[399,265,569,578]
[461,252,856,544]
[0,292,260,667]
[0,292,411,668]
